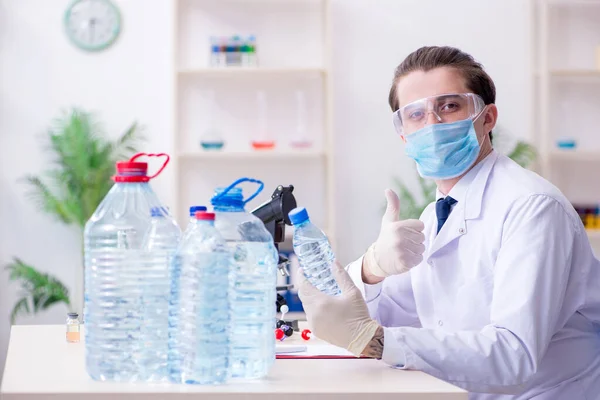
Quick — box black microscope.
[251,185,300,332]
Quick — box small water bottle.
[168,211,232,384]
[182,206,207,238]
[84,152,171,382]
[211,178,278,379]
[140,206,181,381]
[289,207,341,296]
[142,207,181,250]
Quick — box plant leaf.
[10,297,30,325]
[22,176,77,225]
[507,141,537,168]
[6,258,70,323]
[23,109,143,229]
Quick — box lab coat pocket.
[453,271,494,330]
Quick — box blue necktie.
[436,196,457,234]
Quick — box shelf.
[178,149,326,160]
[551,70,600,76]
[547,0,600,6]
[549,150,600,161]
[587,230,600,239]
[179,0,325,3]
[178,67,327,77]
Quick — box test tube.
[200,90,225,150]
[290,90,313,148]
[251,90,276,150]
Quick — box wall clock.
[64,0,121,52]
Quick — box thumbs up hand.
[363,189,426,280]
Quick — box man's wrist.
[362,245,385,285]
[361,325,384,359]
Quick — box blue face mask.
[404,118,480,180]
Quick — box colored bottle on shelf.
[251,90,276,150]
[289,207,341,296]
[209,36,221,67]
[211,178,278,379]
[290,90,313,149]
[224,35,242,66]
[168,211,232,385]
[218,36,227,67]
[241,36,251,67]
[248,35,257,67]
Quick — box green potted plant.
[5,109,142,323]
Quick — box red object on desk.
[276,355,370,359]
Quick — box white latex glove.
[364,189,426,278]
[298,260,380,357]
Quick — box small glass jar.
[66,312,80,343]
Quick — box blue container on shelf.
[556,138,576,149]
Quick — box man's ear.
[483,104,498,134]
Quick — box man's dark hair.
[388,46,496,141]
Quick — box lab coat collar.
[435,151,494,207]
[428,151,499,257]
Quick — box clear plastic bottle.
[83,153,170,382]
[211,178,278,379]
[139,206,181,381]
[289,207,341,296]
[168,211,232,384]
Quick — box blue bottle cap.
[189,205,208,216]
[288,207,309,225]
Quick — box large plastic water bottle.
[139,206,181,381]
[289,207,341,296]
[211,178,278,379]
[168,211,232,384]
[83,153,171,382]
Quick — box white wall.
[0,0,175,378]
[0,0,532,379]
[331,0,532,265]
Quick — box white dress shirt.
[347,151,600,399]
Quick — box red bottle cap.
[195,212,215,221]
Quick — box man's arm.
[346,256,420,328]
[381,195,579,394]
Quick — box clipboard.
[275,344,370,359]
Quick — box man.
[299,46,600,399]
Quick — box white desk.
[1,325,467,399]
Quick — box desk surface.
[1,325,467,400]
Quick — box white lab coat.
[347,151,600,399]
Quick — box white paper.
[276,343,354,357]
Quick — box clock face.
[64,0,121,51]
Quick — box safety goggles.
[393,93,485,135]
